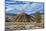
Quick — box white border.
[0,0,5,31]
[0,0,46,31]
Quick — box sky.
[5,0,44,15]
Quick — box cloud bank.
[5,0,44,15]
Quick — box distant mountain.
[5,13,44,16]
[5,13,17,16]
[30,13,44,16]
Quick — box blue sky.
[5,0,44,15]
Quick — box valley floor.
[5,22,44,31]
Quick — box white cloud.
[6,1,44,14]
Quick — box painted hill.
[5,13,34,22]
